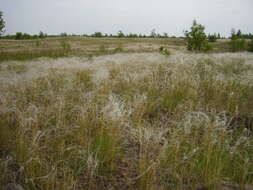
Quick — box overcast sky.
[1,0,253,36]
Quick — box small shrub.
[159,46,164,52]
[159,46,171,56]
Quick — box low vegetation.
[1,52,253,189]
[248,39,253,52]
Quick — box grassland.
[0,37,253,190]
[0,37,186,62]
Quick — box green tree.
[39,31,46,39]
[184,20,208,51]
[93,32,103,37]
[0,11,6,37]
[15,32,23,40]
[117,30,124,38]
[208,33,217,42]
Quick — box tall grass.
[1,53,253,189]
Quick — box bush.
[159,46,171,56]
[184,20,209,52]
[230,39,246,52]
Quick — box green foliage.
[39,31,46,39]
[127,33,138,38]
[248,39,253,52]
[230,38,246,52]
[208,34,218,42]
[117,30,125,38]
[230,29,253,40]
[15,32,23,40]
[15,32,41,40]
[203,43,213,52]
[185,20,209,51]
[0,11,5,36]
[93,32,103,37]
[159,46,171,56]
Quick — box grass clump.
[74,69,94,90]
[159,113,253,189]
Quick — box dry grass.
[1,46,253,189]
[0,37,186,62]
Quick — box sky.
[1,0,253,37]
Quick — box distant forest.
[1,29,253,40]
